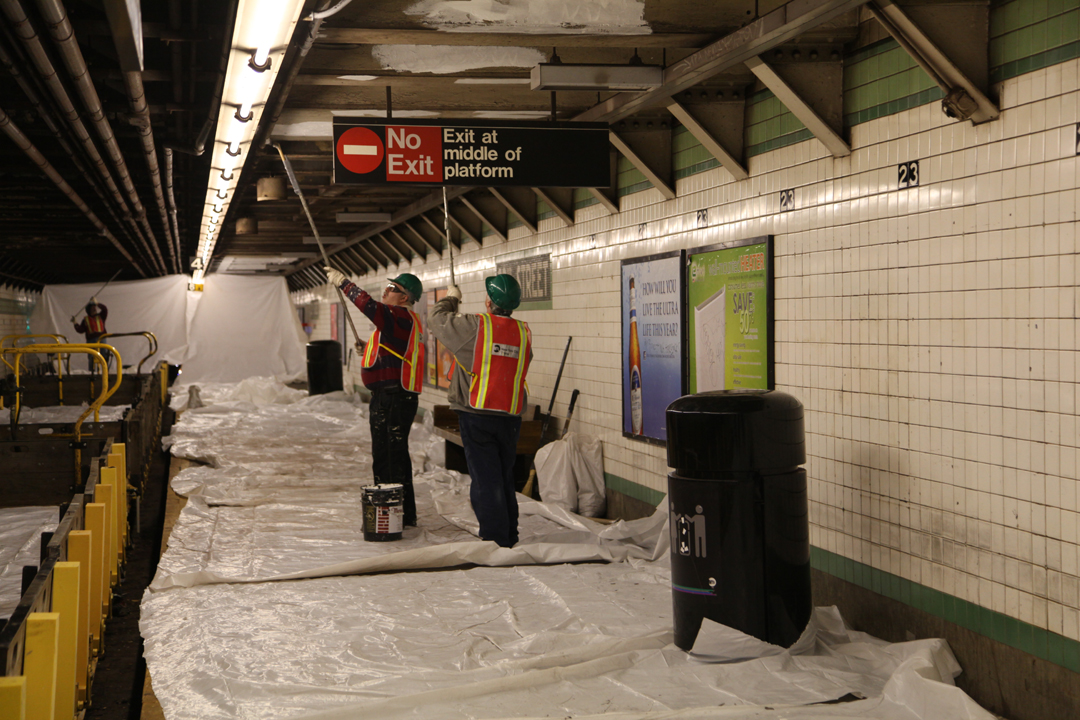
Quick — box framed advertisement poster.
[686,236,773,393]
[621,250,684,444]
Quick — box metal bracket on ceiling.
[868,0,998,124]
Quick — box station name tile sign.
[333,119,611,187]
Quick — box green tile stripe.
[605,472,666,507]
[0,298,34,315]
[746,128,815,158]
[845,87,945,128]
[573,188,600,210]
[991,39,1080,83]
[537,199,557,221]
[617,156,653,197]
[811,546,1080,672]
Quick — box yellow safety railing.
[0,335,72,404]
[97,331,158,374]
[0,443,131,720]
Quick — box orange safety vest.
[85,315,105,335]
[467,314,531,414]
[361,310,425,393]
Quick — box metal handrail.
[2,345,119,485]
[98,331,159,373]
[0,333,70,373]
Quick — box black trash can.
[306,340,343,395]
[666,389,810,651]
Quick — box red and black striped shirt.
[341,280,418,391]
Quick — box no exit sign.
[333,118,610,188]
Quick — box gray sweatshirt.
[428,297,531,416]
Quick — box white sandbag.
[535,438,577,512]
[567,431,606,517]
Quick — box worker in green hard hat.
[325,267,426,528]
[427,273,532,547]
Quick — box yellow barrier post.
[51,563,80,720]
[65,531,92,702]
[0,676,27,720]
[83,504,107,643]
[94,477,118,591]
[107,446,128,557]
[25,612,59,720]
[98,467,121,575]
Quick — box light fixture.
[194,0,307,277]
[249,48,272,72]
[530,63,663,91]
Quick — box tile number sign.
[898,161,920,189]
[779,189,794,212]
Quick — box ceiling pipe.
[165,0,236,156]
[0,103,147,276]
[32,0,175,274]
[0,35,144,258]
[164,148,183,268]
[121,67,181,273]
[0,0,164,274]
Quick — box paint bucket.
[362,483,404,541]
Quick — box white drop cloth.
[30,275,307,384]
[141,378,995,720]
[0,405,128,424]
[0,506,58,619]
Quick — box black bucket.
[362,483,405,541]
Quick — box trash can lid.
[666,389,805,473]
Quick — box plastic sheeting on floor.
[0,506,57,619]
[30,274,306,384]
[142,378,996,720]
[0,404,128,424]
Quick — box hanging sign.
[333,118,611,187]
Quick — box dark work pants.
[369,387,418,525]
[456,410,522,548]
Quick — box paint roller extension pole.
[443,186,454,286]
[71,268,122,322]
[273,143,362,348]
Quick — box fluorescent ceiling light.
[337,212,392,223]
[530,63,663,91]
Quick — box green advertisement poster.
[686,237,771,393]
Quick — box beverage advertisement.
[686,236,772,393]
[621,251,684,443]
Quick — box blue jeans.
[456,410,521,547]
[369,387,418,525]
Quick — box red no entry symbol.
[337,127,384,175]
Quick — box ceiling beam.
[608,131,676,200]
[489,187,537,234]
[532,187,574,226]
[574,0,867,124]
[666,100,748,180]
[744,56,850,157]
[316,29,718,48]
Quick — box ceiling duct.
[257,176,286,201]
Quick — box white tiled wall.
[0,286,37,337]
[297,60,1080,641]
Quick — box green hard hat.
[485,274,521,310]
[387,273,422,303]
